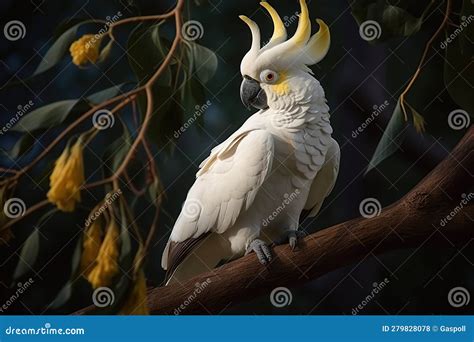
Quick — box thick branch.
[75,127,473,315]
[146,127,473,314]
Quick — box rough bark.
[77,127,474,315]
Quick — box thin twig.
[399,0,452,120]
[1,199,50,230]
[141,139,163,256]
[123,171,148,197]
[113,0,184,178]
[0,94,138,189]
[1,0,183,271]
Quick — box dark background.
[0,0,472,315]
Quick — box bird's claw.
[288,231,306,251]
[246,239,272,265]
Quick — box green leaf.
[49,281,73,309]
[184,78,207,114]
[443,1,474,115]
[351,0,429,41]
[96,40,114,64]
[127,23,171,86]
[49,235,83,309]
[10,84,128,134]
[119,202,133,266]
[70,233,84,275]
[110,123,132,172]
[128,24,178,148]
[380,5,423,37]
[186,42,218,84]
[150,23,171,67]
[52,18,90,40]
[146,87,183,147]
[411,106,426,134]
[148,176,162,205]
[85,83,128,105]
[1,134,35,159]
[366,100,407,174]
[11,100,80,133]
[178,43,214,122]
[102,121,132,176]
[13,228,41,281]
[34,20,95,75]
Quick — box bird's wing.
[304,138,340,217]
[162,129,274,270]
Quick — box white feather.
[304,138,340,217]
[169,129,274,244]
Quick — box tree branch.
[76,127,473,315]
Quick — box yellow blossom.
[80,220,103,277]
[47,141,85,212]
[87,220,120,288]
[69,34,102,66]
[120,270,150,315]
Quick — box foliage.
[0,0,218,314]
[351,0,473,172]
[0,0,470,315]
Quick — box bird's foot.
[288,230,306,251]
[245,239,272,265]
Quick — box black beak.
[240,76,268,110]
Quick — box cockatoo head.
[239,0,330,110]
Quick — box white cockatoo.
[162,0,340,285]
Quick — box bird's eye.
[260,69,278,84]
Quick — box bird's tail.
[163,233,231,286]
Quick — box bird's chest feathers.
[273,113,333,182]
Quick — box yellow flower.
[120,270,150,315]
[87,220,120,288]
[47,141,85,212]
[80,220,103,277]
[69,34,101,66]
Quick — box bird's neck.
[267,74,330,121]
